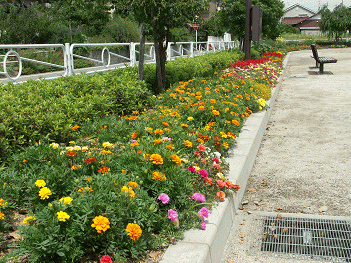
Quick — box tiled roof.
[281,17,309,25]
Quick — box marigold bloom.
[121,186,135,198]
[84,156,98,164]
[166,144,175,149]
[183,140,193,147]
[71,164,82,170]
[128,181,138,189]
[35,180,46,188]
[100,255,113,263]
[145,127,153,133]
[130,141,139,147]
[126,223,142,241]
[0,199,7,207]
[102,142,113,148]
[149,154,163,165]
[57,211,70,222]
[98,166,110,174]
[59,197,73,205]
[154,129,164,135]
[158,193,170,204]
[153,139,162,144]
[198,106,205,111]
[0,211,4,220]
[232,120,240,126]
[212,110,220,116]
[23,216,35,224]
[170,154,181,165]
[66,151,77,157]
[152,171,167,181]
[50,143,59,149]
[131,132,138,138]
[91,215,110,233]
[187,117,194,121]
[216,191,226,201]
[162,121,169,127]
[72,126,80,130]
[101,150,112,154]
[39,187,52,200]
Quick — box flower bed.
[0,52,284,263]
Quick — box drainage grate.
[251,214,351,262]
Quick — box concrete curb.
[159,52,292,263]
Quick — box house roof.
[284,3,317,15]
[281,16,309,25]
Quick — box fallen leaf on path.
[275,206,283,211]
[241,200,249,205]
[149,251,161,258]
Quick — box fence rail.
[0,40,238,83]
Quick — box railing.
[0,40,238,83]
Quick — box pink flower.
[195,151,202,157]
[198,169,208,178]
[158,193,170,204]
[216,191,226,201]
[213,162,221,169]
[168,209,178,221]
[100,255,113,263]
[201,221,206,230]
[198,207,209,219]
[192,193,206,202]
[217,180,226,188]
[212,157,220,163]
[197,144,207,152]
[188,166,196,173]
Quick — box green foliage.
[90,15,140,43]
[143,49,245,93]
[0,3,53,44]
[202,14,226,37]
[169,27,193,42]
[219,0,285,41]
[319,4,351,44]
[278,24,300,34]
[0,68,153,165]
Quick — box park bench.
[311,44,337,73]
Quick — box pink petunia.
[198,207,209,220]
[168,209,178,221]
[192,193,206,202]
[158,193,170,204]
[100,255,113,263]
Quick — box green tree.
[45,0,112,39]
[319,4,351,45]
[218,0,284,45]
[113,0,210,94]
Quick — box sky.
[282,0,351,12]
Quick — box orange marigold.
[149,154,163,165]
[170,154,181,165]
[152,171,167,181]
[91,215,110,233]
[66,151,77,157]
[126,223,142,241]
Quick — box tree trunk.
[138,23,146,81]
[154,38,167,94]
[335,32,339,45]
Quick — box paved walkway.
[220,48,351,262]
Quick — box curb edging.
[160,52,291,263]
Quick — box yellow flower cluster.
[121,186,135,198]
[57,211,70,222]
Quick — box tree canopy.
[218,0,284,42]
[113,0,210,93]
[319,4,351,44]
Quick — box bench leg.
[319,63,324,73]
[316,61,319,68]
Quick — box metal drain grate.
[251,214,351,262]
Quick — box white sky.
[282,0,351,12]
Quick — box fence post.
[130,42,136,67]
[167,42,171,61]
[65,43,72,76]
[190,42,194,58]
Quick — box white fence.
[0,40,238,82]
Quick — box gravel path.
[221,48,351,263]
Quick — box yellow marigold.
[198,106,205,111]
[59,197,73,205]
[0,211,4,220]
[170,111,178,116]
[131,132,138,139]
[152,171,167,181]
[210,99,217,104]
[126,223,142,241]
[162,121,169,127]
[39,187,52,200]
[149,154,163,165]
[223,142,229,148]
[23,216,35,224]
[187,117,194,121]
[57,211,70,222]
[71,164,82,170]
[130,141,139,147]
[0,198,8,207]
[35,180,46,188]
[181,123,188,128]
[145,127,153,133]
[101,150,112,154]
[183,140,193,147]
[153,139,162,144]
[154,129,164,135]
[102,142,113,148]
[170,154,182,165]
[121,186,135,198]
[212,110,220,116]
[91,215,110,233]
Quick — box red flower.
[100,255,113,263]
[84,157,97,164]
[66,151,77,157]
[216,191,226,201]
[217,180,226,189]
